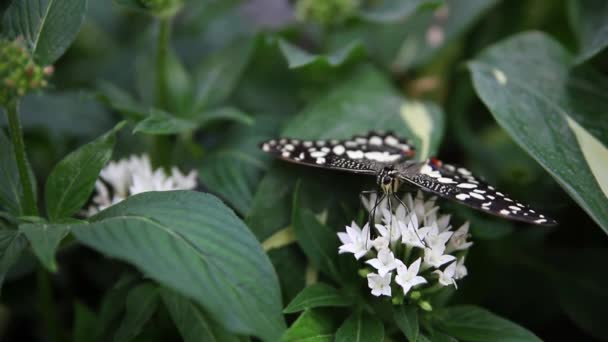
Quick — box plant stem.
[5,100,38,216]
[37,268,61,342]
[153,18,172,169]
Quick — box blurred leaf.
[198,114,280,216]
[468,32,608,233]
[73,302,98,342]
[0,230,27,290]
[393,305,419,342]
[3,0,88,65]
[0,130,23,215]
[284,283,352,313]
[278,39,365,69]
[197,107,254,128]
[268,246,306,305]
[160,287,240,342]
[335,312,384,342]
[72,191,286,341]
[133,109,197,135]
[433,305,541,342]
[95,274,137,340]
[569,0,608,63]
[114,283,160,342]
[97,82,147,120]
[165,49,193,115]
[282,309,337,342]
[193,38,255,111]
[45,121,125,221]
[359,0,442,23]
[19,223,69,272]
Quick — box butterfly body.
[260,131,557,226]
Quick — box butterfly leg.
[364,192,385,248]
[392,193,427,248]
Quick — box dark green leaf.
[196,107,254,128]
[433,305,541,342]
[282,309,337,342]
[0,130,23,215]
[133,110,197,135]
[95,274,137,341]
[3,0,88,65]
[268,246,306,305]
[0,230,27,290]
[394,305,419,342]
[335,312,384,342]
[193,38,255,110]
[97,82,147,120]
[45,121,125,221]
[73,302,98,342]
[19,223,69,272]
[72,191,285,341]
[359,0,442,23]
[278,39,364,69]
[284,283,352,313]
[468,32,608,233]
[160,287,240,342]
[114,283,160,342]
[569,0,608,63]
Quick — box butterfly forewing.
[260,131,416,175]
[399,159,557,226]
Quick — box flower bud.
[116,0,184,18]
[295,0,360,27]
[419,301,433,312]
[0,38,52,106]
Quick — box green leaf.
[284,283,352,313]
[72,191,285,341]
[569,0,608,63]
[73,302,98,342]
[114,283,160,342]
[196,107,254,128]
[3,0,88,65]
[193,38,255,110]
[19,223,69,272]
[0,230,28,290]
[433,305,541,342]
[359,0,442,23]
[95,274,137,341]
[278,39,364,69]
[160,287,240,342]
[468,32,608,233]
[45,121,125,221]
[394,305,419,342]
[282,309,337,342]
[335,312,384,342]
[97,82,147,120]
[0,130,23,215]
[133,110,197,135]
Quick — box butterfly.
[259,131,557,226]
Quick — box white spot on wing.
[369,136,383,145]
[500,209,510,215]
[310,151,327,158]
[470,192,484,200]
[457,183,477,189]
[456,194,470,200]
[346,150,364,159]
[333,145,345,155]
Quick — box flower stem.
[153,18,172,169]
[5,100,38,216]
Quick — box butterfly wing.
[259,131,416,175]
[398,159,557,226]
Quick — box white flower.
[454,257,468,280]
[337,222,371,260]
[367,272,392,297]
[375,222,401,243]
[424,223,453,250]
[171,167,198,189]
[399,214,431,249]
[371,236,389,251]
[100,159,132,197]
[433,261,457,288]
[446,222,473,253]
[423,245,456,269]
[394,258,427,295]
[361,193,389,223]
[366,248,399,276]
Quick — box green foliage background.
[0,0,607,341]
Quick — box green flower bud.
[0,38,52,106]
[295,0,360,27]
[409,290,421,300]
[115,0,184,18]
[419,301,433,312]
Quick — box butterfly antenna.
[366,192,385,249]
[392,193,427,248]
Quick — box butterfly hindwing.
[260,131,416,175]
[399,159,557,226]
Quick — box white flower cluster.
[338,191,472,300]
[86,154,197,216]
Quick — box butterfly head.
[377,167,401,194]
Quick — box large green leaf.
[569,0,608,63]
[247,66,444,240]
[468,32,608,233]
[72,191,285,341]
[335,312,384,342]
[393,305,419,342]
[0,230,28,290]
[45,121,125,221]
[284,283,352,314]
[0,131,23,215]
[160,287,240,342]
[3,0,88,65]
[114,283,160,342]
[282,309,337,342]
[358,0,442,23]
[432,305,541,342]
[19,222,70,272]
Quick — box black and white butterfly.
[260,131,557,226]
